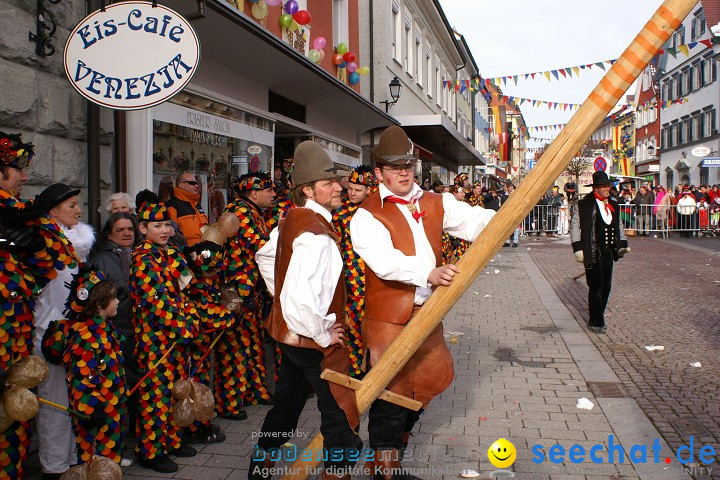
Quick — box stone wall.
[0,0,114,226]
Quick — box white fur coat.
[32,222,95,352]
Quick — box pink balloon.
[313,36,326,50]
[346,62,357,73]
[318,49,326,61]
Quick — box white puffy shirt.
[255,200,343,348]
[350,183,495,305]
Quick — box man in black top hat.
[570,171,631,333]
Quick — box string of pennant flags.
[485,38,718,85]
[487,59,617,86]
[504,96,582,111]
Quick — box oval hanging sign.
[691,145,711,157]
[64,1,200,110]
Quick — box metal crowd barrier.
[521,203,720,238]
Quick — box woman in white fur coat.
[32,183,95,480]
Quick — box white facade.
[658,3,720,187]
[359,0,485,173]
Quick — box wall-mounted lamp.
[28,0,61,56]
[380,76,402,113]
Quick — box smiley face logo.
[488,438,516,469]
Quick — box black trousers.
[368,399,424,450]
[585,248,614,327]
[256,343,362,469]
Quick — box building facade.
[359,0,486,185]
[658,2,720,188]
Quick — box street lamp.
[380,76,402,113]
[647,143,655,159]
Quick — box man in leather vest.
[570,171,631,334]
[252,141,361,480]
[350,126,496,480]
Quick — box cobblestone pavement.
[527,234,720,479]
[26,242,706,479]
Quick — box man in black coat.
[570,171,631,333]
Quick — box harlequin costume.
[0,132,72,479]
[331,166,376,378]
[264,186,294,232]
[184,241,233,440]
[129,202,197,463]
[41,265,126,465]
[466,182,485,207]
[221,174,274,410]
[442,180,472,264]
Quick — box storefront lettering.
[185,112,230,134]
[73,54,192,100]
[190,129,228,147]
[76,10,185,49]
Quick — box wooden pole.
[127,343,176,397]
[37,396,90,419]
[282,2,693,478]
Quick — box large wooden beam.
[281,1,694,478]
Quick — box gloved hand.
[0,225,45,254]
[574,250,584,263]
[88,409,106,428]
[618,247,631,258]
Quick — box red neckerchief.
[385,192,426,222]
[594,192,615,214]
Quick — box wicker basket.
[625,228,636,237]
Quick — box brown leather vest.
[264,207,346,349]
[262,206,360,432]
[360,191,444,324]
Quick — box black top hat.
[35,183,80,212]
[589,171,615,187]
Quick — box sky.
[438,0,667,150]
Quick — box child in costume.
[41,265,126,465]
[129,202,197,474]
[184,239,234,443]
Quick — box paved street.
[23,236,719,479]
[529,234,720,479]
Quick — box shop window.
[333,0,349,50]
[153,95,274,224]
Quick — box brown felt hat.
[291,141,350,185]
[371,126,419,165]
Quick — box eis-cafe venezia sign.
[64,1,200,110]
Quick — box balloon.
[357,66,370,75]
[336,43,348,55]
[251,1,268,19]
[313,36,326,50]
[346,62,357,73]
[339,61,347,68]
[279,13,293,28]
[266,0,282,5]
[288,20,299,31]
[284,0,298,14]
[343,52,356,63]
[318,49,326,62]
[349,72,360,85]
[293,10,311,25]
[332,54,344,65]
[308,49,321,63]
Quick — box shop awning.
[394,115,485,168]
[170,0,397,134]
